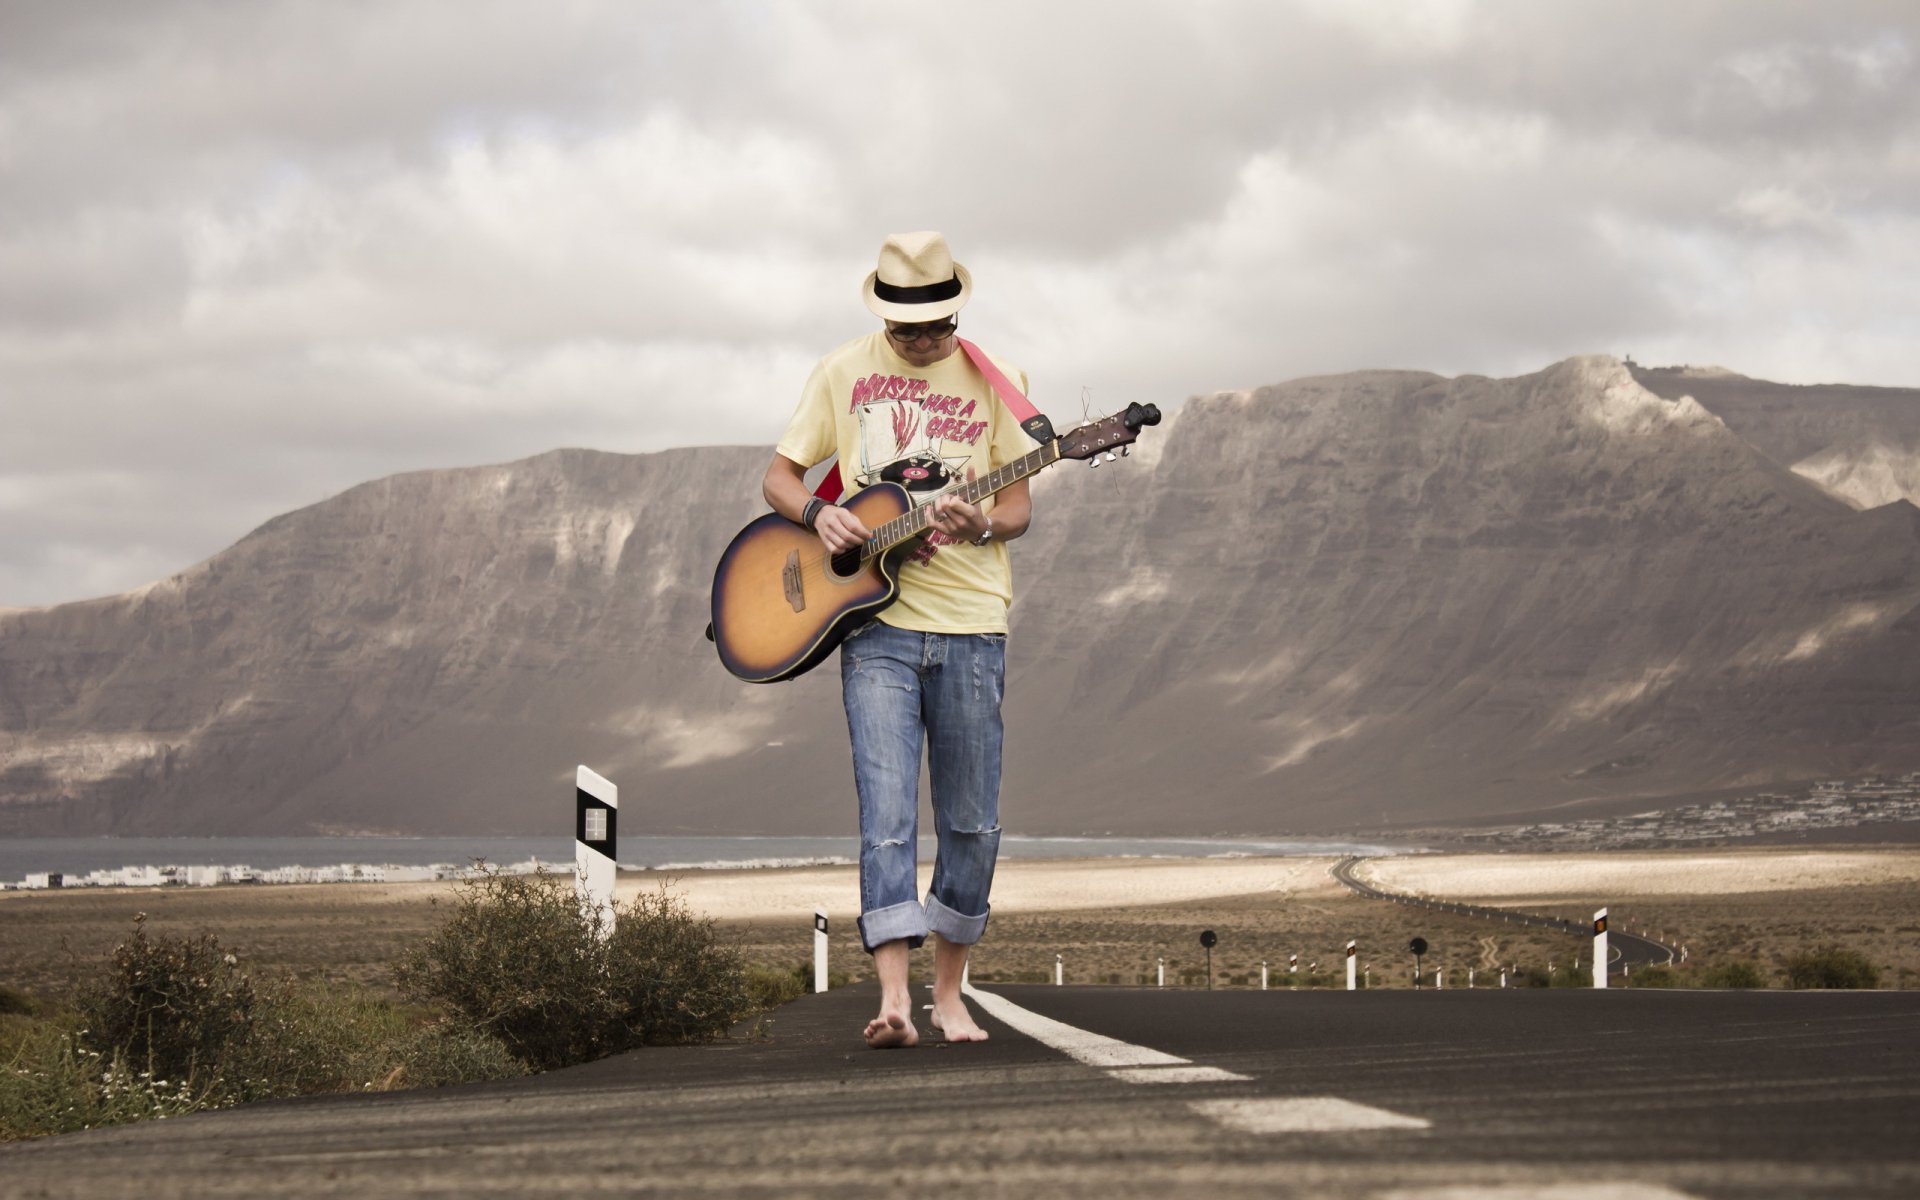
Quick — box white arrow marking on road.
[962,983,1250,1084]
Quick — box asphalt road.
[4,983,1915,1199]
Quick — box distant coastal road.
[1331,855,1678,973]
[4,983,1915,1198]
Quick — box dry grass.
[6,851,1915,1006]
[0,882,458,1001]
[1362,848,1920,987]
[725,864,1591,989]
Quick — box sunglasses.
[888,318,958,344]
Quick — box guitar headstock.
[1056,403,1163,462]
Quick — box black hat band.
[873,276,962,304]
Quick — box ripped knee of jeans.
[865,836,911,850]
[948,823,1002,839]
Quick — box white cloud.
[2,1,1918,606]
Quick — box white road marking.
[1377,1186,1700,1199]
[1110,1065,1249,1085]
[1191,1097,1431,1133]
[961,986,1440,1135]
[962,984,1249,1079]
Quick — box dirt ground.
[3,851,1913,1003]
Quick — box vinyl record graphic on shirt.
[878,454,954,494]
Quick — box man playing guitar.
[761,231,1031,1048]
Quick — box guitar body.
[710,402,1161,683]
[710,483,916,683]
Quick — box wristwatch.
[973,517,994,546]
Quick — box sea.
[0,834,1408,886]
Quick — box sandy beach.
[1359,849,1920,905]
[622,855,1334,922]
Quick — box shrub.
[228,982,422,1101]
[0,1025,209,1141]
[397,869,750,1071]
[4,922,527,1143]
[1627,964,1681,988]
[396,869,630,1071]
[610,885,751,1046]
[1547,965,1587,988]
[744,964,810,1012]
[1782,945,1880,990]
[1697,960,1767,989]
[0,985,38,1018]
[75,914,255,1087]
[390,1022,526,1089]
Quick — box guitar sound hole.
[830,548,862,578]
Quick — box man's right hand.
[814,504,871,555]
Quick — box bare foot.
[928,995,989,1042]
[864,1006,919,1049]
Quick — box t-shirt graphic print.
[775,331,1033,634]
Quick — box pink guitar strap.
[809,337,1052,502]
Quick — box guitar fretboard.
[864,440,1062,558]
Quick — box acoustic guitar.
[710,403,1161,682]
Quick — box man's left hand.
[929,494,988,543]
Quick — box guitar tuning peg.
[1088,456,1101,468]
[1120,446,1130,457]
[1104,451,1118,462]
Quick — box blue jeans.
[840,621,1005,953]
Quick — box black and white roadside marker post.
[1200,930,1217,990]
[1055,953,1063,986]
[813,909,829,993]
[1261,960,1268,991]
[575,766,617,939]
[1346,940,1358,991]
[1157,957,1165,988]
[1408,937,1428,988]
[1593,908,1609,989]
[1289,953,1298,977]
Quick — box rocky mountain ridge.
[3,355,1917,836]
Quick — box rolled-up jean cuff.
[858,901,929,953]
[925,893,990,945]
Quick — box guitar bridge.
[782,550,806,613]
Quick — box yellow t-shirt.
[775,331,1034,634]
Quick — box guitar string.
[783,414,1135,586]
[781,441,1064,588]
[773,414,1136,591]
[730,415,1150,667]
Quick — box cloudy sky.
[3,1,1916,608]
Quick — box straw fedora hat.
[861,230,972,322]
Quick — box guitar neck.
[866,440,1062,554]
